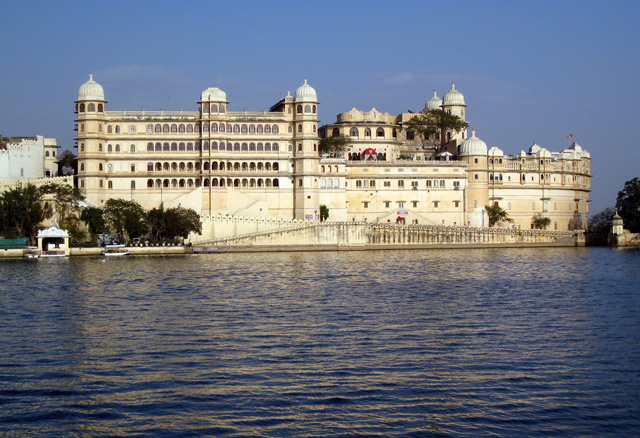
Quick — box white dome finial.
[471,128,476,137]
[89,74,94,81]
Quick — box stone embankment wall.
[199,220,582,249]
[194,215,308,243]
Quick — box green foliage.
[103,199,148,242]
[532,214,551,230]
[319,205,329,222]
[616,177,640,233]
[0,183,52,242]
[588,207,616,233]
[485,204,511,227]
[80,206,106,235]
[319,134,351,155]
[406,109,469,153]
[147,206,202,240]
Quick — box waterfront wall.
[194,214,308,243]
[203,221,582,248]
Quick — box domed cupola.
[201,87,227,103]
[459,129,488,156]
[425,89,443,111]
[443,82,465,106]
[78,74,105,101]
[295,79,317,102]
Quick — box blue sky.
[1,0,638,215]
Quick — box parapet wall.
[195,217,582,248]
[193,214,308,243]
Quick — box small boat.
[39,250,66,258]
[24,251,40,259]
[101,245,131,257]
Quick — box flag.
[566,134,573,139]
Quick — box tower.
[75,74,107,200]
[292,80,320,220]
[458,129,489,226]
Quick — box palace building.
[75,76,590,230]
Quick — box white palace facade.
[75,76,591,230]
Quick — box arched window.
[265,143,271,152]
[313,105,317,113]
[179,124,185,132]
[219,123,225,132]
[108,126,113,134]
[203,123,209,132]
[98,143,103,152]
[211,141,218,151]
[179,142,186,151]
[249,125,255,134]
[79,103,85,112]
[108,181,113,189]
[80,163,85,171]
[234,124,240,133]
[171,124,177,132]
[273,125,279,134]
[147,142,154,151]
[155,142,161,151]
[211,104,218,113]
[211,123,217,133]
[242,143,248,151]
[194,124,200,132]
[88,103,95,112]
[297,105,303,114]
[257,124,263,134]
[273,179,279,187]
[273,143,279,151]
[304,105,311,113]
[188,142,194,151]
[108,144,113,152]
[115,144,120,152]
[377,128,384,138]
[265,124,271,134]
[115,126,120,134]
[332,128,339,137]
[298,125,302,133]
[99,163,104,171]
[249,142,256,151]
[226,124,232,132]
[130,144,135,152]
[155,124,162,132]
[131,181,136,189]
[365,128,371,137]
[203,104,209,114]
[241,124,248,133]
[171,142,178,151]
[147,162,153,171]
[257,142,263,151]
[163,124,169,133]
[147,179,154,188]
[218,142,225,151]
[163,142,170,151]
[187,124,193,132]
[234,142,240,151]
[350,128,359,138]
[273,162,279,171]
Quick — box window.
[163,124,169,133]
[412,201,418,208]
[88,103,95,112]
[384,181,391,187]
[433,201,439,208]
[108,126,113,134]
[474,158,479,164]
[350,128,359,138]
[304,105,311,113]
[363,201,369,208]
[397,201,405,209]
[532,203,536,210]
[242,124,247,134]
[376,128,384,138]
[171,124,177,132]
[108,144,113,152]
[406,130,414,140]
[473,201,478,208]
[298,125,302,133]
[365,128,371,137]
[453,180,460,189]
[131,164,135,172]
[155,124,162,132]
[411,181,418,188]
[474,174,479,180]
[147,124,153,133]
[107,181,112,189]
[129,125,136,134]
[384,201,391,208]
[297,105,302,114]
[234,124,240,133]
[454,201,460,208]
[273,125,279,134]
[398,180,404,187]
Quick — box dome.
[442,82,465,106]
[363,148,377,155]
[458,129,488,156]
[425,89,443,111]
[295,79,317,102]
[488,146,504,157]
[201,87,227,102]
[77,74,105,101]
[612,211,624,225]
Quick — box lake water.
[1,247,639,437]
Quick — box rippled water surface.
[1,247,639,437]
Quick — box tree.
[0,183,52,242]
[319,134,351,156]
[40,182,86,241]
[164,207,202,240]
[588,207,616,233]
[485,204,511,227]
[532,214,551,230]
[406,109,469,154]
[319,204,329,222]
[146,206,202,241]
[80,206,106,236]
[616,177,640,233]
[103,199,147,242]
